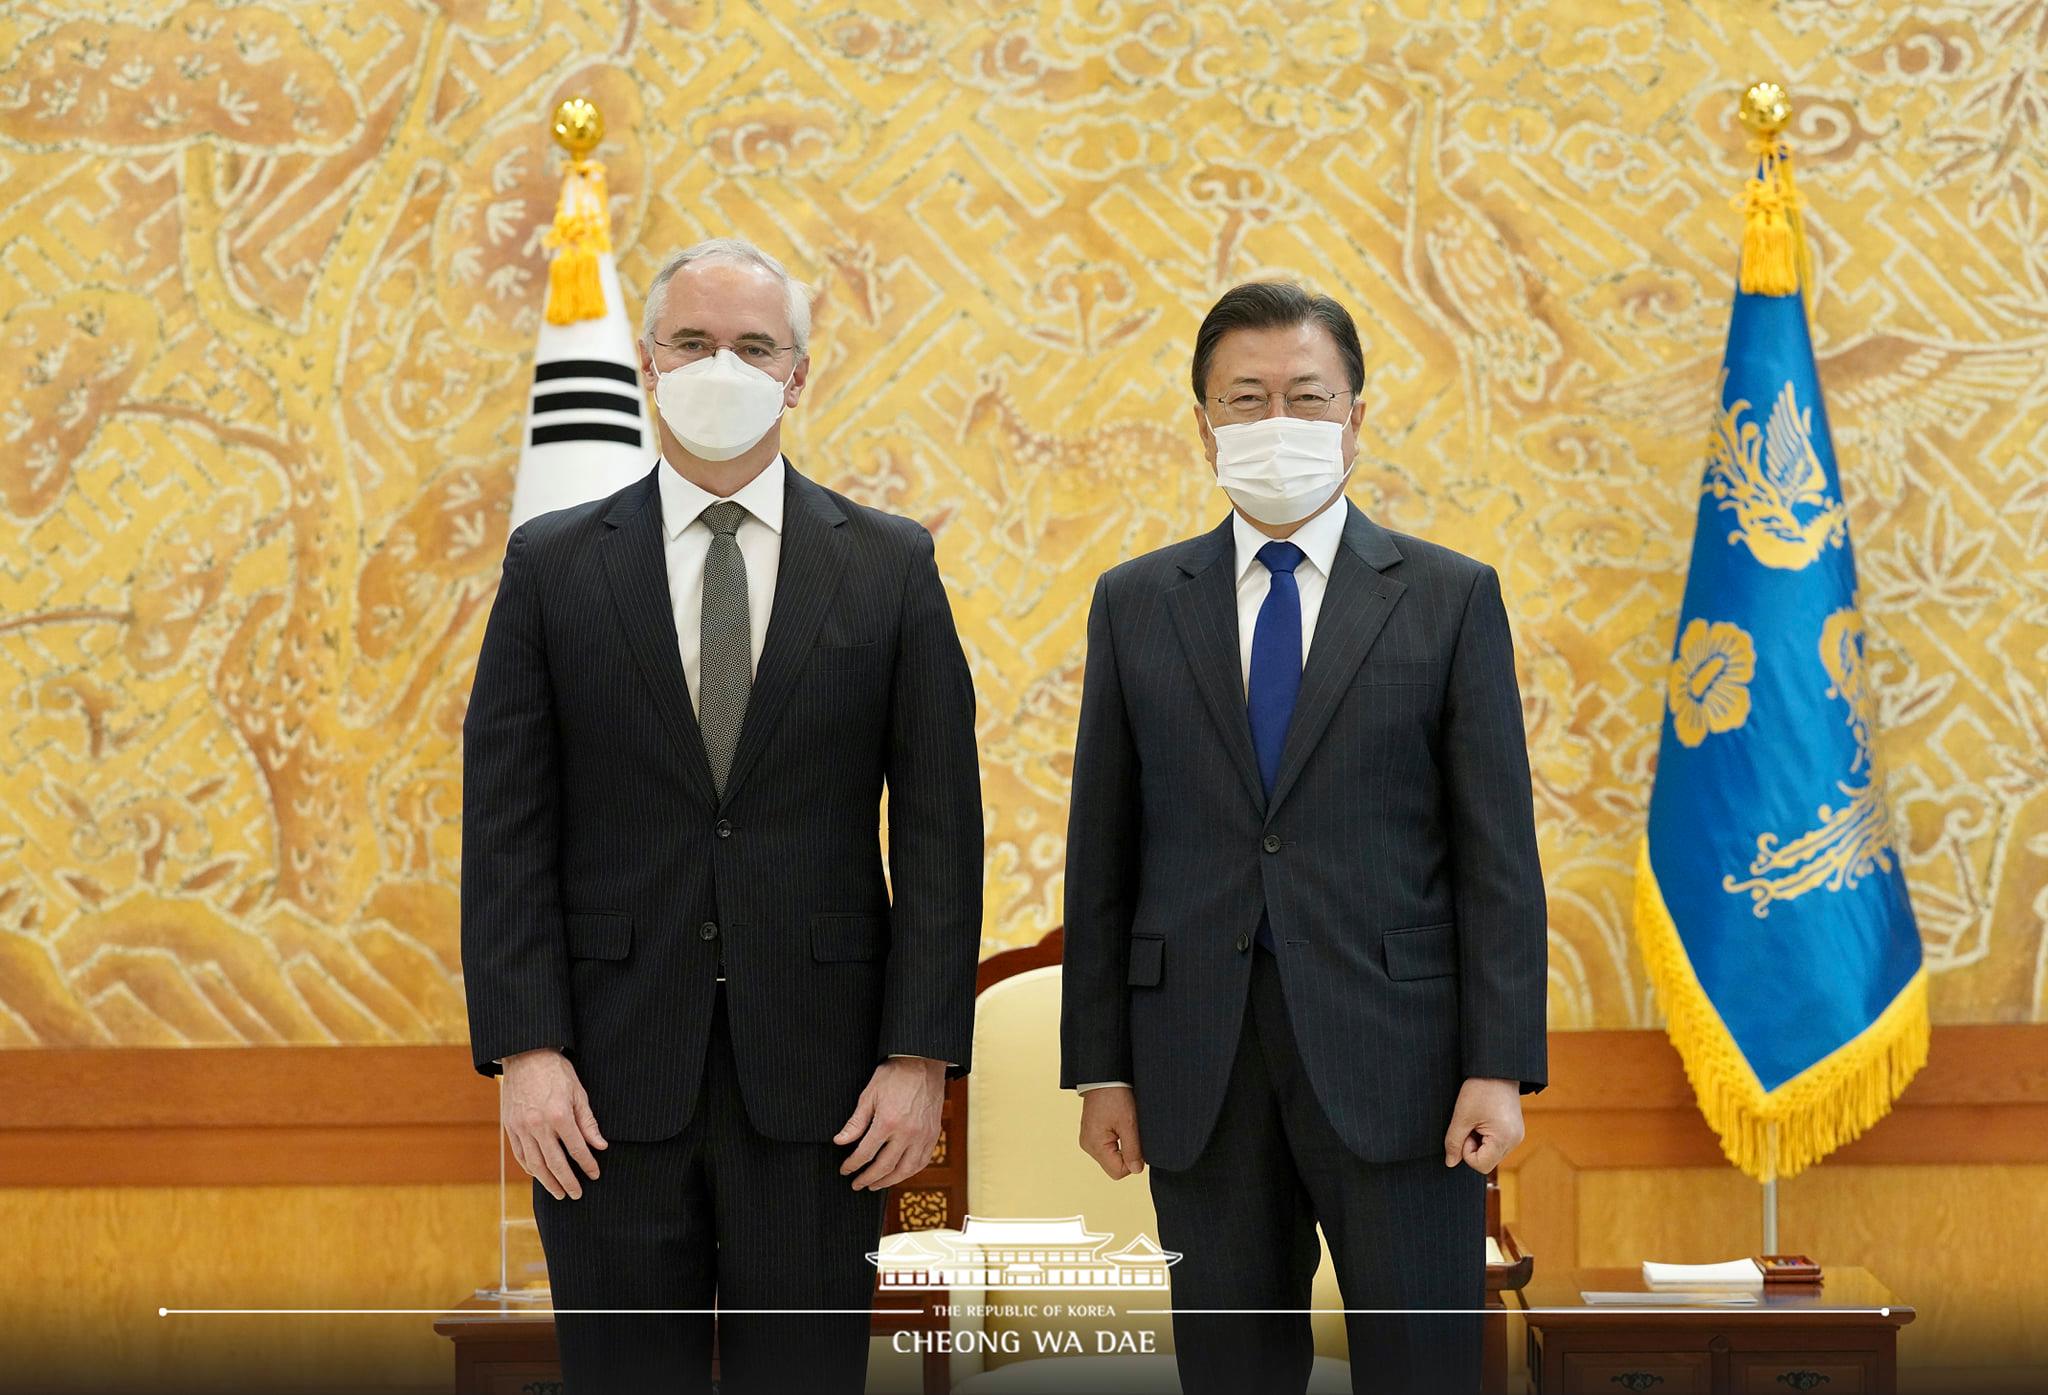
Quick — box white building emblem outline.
[868,1215,1181,1291]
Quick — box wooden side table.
[432,1284,952,1395]
[1514,1266,1913,1394]
[431,1299,561,1395]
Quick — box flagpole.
[1762,1121,1779,1253]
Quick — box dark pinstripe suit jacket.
[1059,502,1547,1170]
[461,460,983,1144]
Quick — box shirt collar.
[659,454,787,541]
[1232,495,1349,582]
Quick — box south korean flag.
[510,251,652,529]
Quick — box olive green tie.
[697,501,751,796]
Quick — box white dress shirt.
[657,455,785,711]
[1076,500,1351,1094]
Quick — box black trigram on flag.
[529,359,643,449]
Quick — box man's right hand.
[501,1048,607,1200]
[1078,1085,1144,1179]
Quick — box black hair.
[1190,281,1365,402]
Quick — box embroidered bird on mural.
[1398,77,1566,455]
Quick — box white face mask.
[1210,417,1352,526]
[652,348,792,462]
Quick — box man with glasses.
[1061,282,1547,1394]
[462,238,983,1393]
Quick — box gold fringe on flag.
[1735,82,1809,299]
[1632,837,1929,1182]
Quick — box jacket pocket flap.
[812,912,889,962]
[564,911,632,961]
[1127,934,1164,987]
[810,641,878,671]
[1353,659,1436,687]
[1383,922,1456,980]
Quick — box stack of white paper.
[1641,1258,1765,1287]
[1580,1289,1760,1306]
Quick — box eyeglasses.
[649,335,799,367]
[1203,387,1356,425]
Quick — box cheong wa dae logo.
[868,1215,1181,1291]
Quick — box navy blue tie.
[1247,541,1303,951]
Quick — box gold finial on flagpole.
[1738,82,1791,137]
[551,97,604,159]
[543,98,610,323]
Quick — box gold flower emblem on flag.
[1667,617,1757,747]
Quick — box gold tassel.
[1737,131,1804,298]
[543,159,611,325]
[1632,837,1929,1182]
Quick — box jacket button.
[1262,834,1281,853]
[716,819,732,839]
[699,921,719,941]
[1235,931,1251,953]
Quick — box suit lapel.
[1265,503,1407,820]
[601,465,719,807]
[1164,519,1267,812]
[717,466,847,803]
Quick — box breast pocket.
[1351,659,1437,688]
[809,641,879,673]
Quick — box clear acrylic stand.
[475,1076,552,1301]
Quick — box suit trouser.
[1147,946,1485,1395]
[534,985,887,1395]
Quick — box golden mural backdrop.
[2,0,2045,1049]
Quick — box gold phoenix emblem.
[1704,378,1848,571]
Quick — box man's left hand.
[836,1056,947,1191]
[1443,1076,1525,1173]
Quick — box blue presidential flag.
[1634,91,1926,1183]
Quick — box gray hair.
[640,238,813,354]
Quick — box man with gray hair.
[462,237,984,1393]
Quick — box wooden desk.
[1515,1266,1913,1394]
[432,1285,952,1395]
